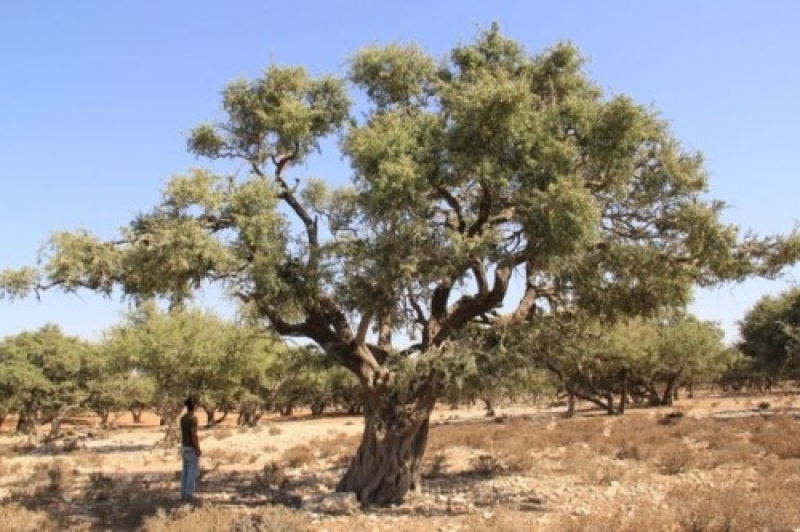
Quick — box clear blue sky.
[1,1,798,343]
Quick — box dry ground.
[2,394,800,531]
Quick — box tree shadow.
[83,443,154,454]
[5,467,300,531]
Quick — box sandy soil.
[1,392,799,531]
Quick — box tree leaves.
[2,24,799,389]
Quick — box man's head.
[184,396,197,412]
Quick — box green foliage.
[510,312,731,412]
[2,25,798,416]
[103,303,283,425]
[0,325,97,435]
[739,287,800,376]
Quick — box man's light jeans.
[181,446,199,501]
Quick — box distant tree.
[647,314,731,405]
[82,343,157,428]
[518,313,730,415]
[739,287,800,380]
[3,26,799,504]
[103,304,279,441]
[0,324,96,441]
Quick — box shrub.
[674,485,800,532]
[253,461,287,490]
[0,504,57,532]
[655,442,693,475]
[469,454,503,477]
[281,445,315,468]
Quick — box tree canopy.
[739,287,800,378]
[2,25,798,504]
[0,324,96,440]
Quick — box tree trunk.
[605,392,616,415]
[483,397,496,417]
[566,390,576,418]
[17,403,39,443]
[48,404,81,440]
[310,400,326,418]
[661,374,681,406]
[337,403,432,506]
[619,369,628,415]
[0,412,6,431]
[347,403,363,415]
[131,408,144,423]
[99,410,110,428]
[158,404,184,443]
[204,406,217,427]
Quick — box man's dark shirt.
[180,412,198,448]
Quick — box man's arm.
[191,417,201,456]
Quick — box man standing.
[180,396,202,503]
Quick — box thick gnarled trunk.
[337,402,432,506]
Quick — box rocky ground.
[2,394,800,531]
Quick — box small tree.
[83,346,157,428]
[520,313,734,415]
[3,26,799,503]
[739,287,800,380]
[0,325,95,441]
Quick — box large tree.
[2,26,799,504]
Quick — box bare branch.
[356,311,374,344]
[432,252,527,345]
[406,288,427,325]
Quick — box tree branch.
[431,252,527,346]
[435,185,466,233]
[356,311,373,344]
[471,259,489,295]
[406,289,427,325]
[467,181,492,237]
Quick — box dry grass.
[72,450,105,469]
[556,505,677,532]
[142,505,311,532]
[281,444,315,468]
[203,447,249,465]
[211,426,234,440]
[672,484,800,532]
[252,461,287,490]
[0,503,58,532]
[3,396,800,531]
[748,413,800,458]
[309,433,357,460]
[655,441,694,475]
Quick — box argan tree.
[103,303,278,440]
[739,287,800,379]
[2,26,799,504]
[0,324,95,441]
[520,313,731,415]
